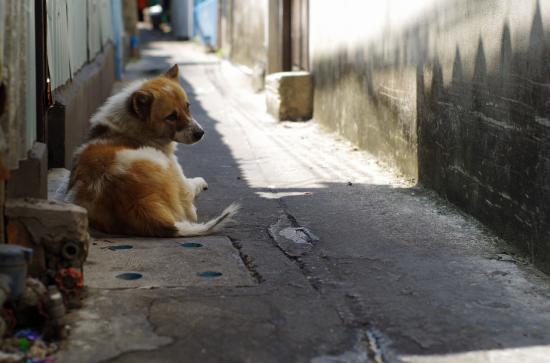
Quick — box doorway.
[282,0,308,71]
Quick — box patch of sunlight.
[311,0,438,52]
[257,191,319,200]
[403,345,550,363]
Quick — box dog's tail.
[175,203,240,237]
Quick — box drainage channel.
[85,236,254,288]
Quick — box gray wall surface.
[220,0,268,69]
[310,0,550,271]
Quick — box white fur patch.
[162,84,173,93]
[174,203,240,236]
[170,154,186,177]
[113,147,170,174]
[90,80,146,130]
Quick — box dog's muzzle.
[174,119,205,144]
[192,128,205,141]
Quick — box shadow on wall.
[312,0,550,273]
[311,0,535,179]
[418,1,550,272]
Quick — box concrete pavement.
[57,32,550,363]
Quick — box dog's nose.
[193,129,205,140]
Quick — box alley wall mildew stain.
[310,0,550,272]
[219,0,268,69]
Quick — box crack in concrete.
[267,225,324,293]
[312,329,396,363]
[101,298,175,363]
[227,235,265,283]
[58,289,174,363]
[268,202,396,363]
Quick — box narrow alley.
[56,31,550,363]
[1,1,550,362]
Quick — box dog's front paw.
[191,177,208,194]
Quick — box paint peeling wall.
[219,0,268,68]
[311,0,550,272]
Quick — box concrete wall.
[220,0,268,68]
[310,0,550,272]
[416,0,550,272]
[310,1,428,178]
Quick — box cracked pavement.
[56,32,550,363]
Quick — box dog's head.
[128,65,204,144]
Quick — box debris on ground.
[0,240,86,362]
[0,276,66,362]
[1,330,58,362]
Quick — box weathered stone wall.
[220,0,267,69]
[311,0,550,271]
[418,1,550,271]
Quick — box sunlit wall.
[311,0,550,271]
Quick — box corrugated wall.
[47,0,71,90]
[100,0,114,46]
[47,0,114,90]
[87,0,101,60]
[68,0,88,73]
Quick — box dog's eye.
[166,111,178,121]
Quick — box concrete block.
[266,71,313,121]
[6,142,48,199]
[5,198,90,276]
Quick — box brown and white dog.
[67,65,238,237]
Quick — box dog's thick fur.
[68,65,238,237]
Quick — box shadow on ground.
[80,30,550,362]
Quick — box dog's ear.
[164,64,179,80]
[129,90,153,120]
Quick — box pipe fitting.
[61,241,80,261]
